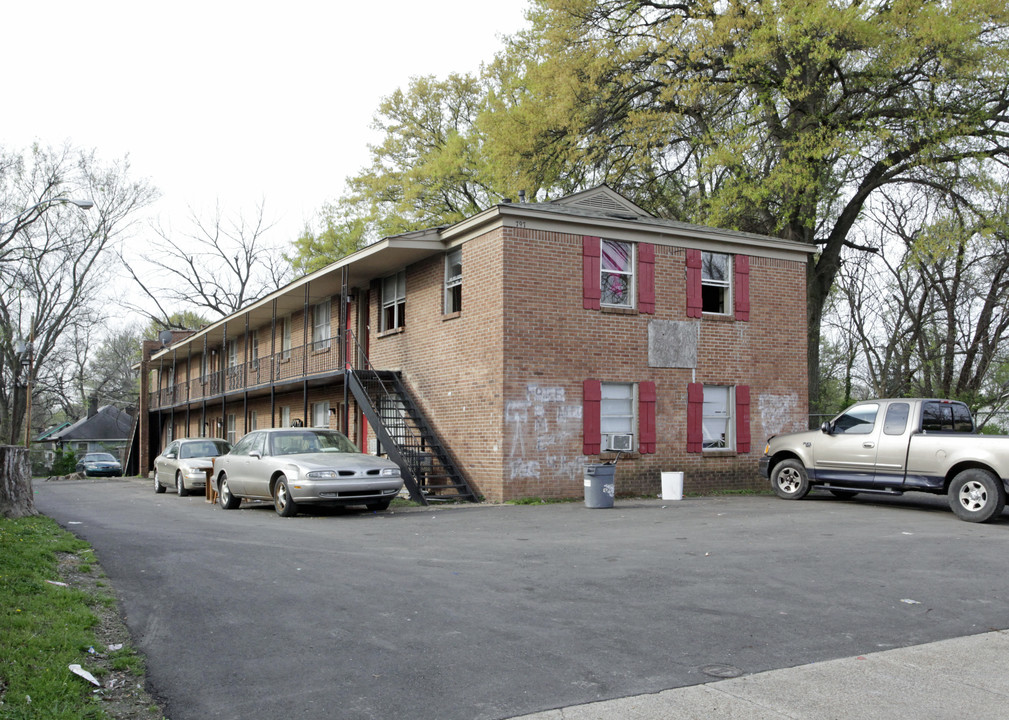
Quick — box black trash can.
[584,463,616,508]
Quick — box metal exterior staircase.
[346,368,479,505]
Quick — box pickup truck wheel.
[772,459,810,500]
[949,469,1005,523]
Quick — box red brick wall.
[369,230,507,500]
[143,223,807,501]
[371,227,807,501]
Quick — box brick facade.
[368,224,808,502]
[139,188,811,502]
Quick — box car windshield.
[86,453,117,463]
[269,430,359,456]
[180,440,231,459]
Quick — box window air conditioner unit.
[607,434,634,452]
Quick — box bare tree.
[831,186,1009,424]
[0,143,157,446]
[123,199,291,325]
[85,322,145,409]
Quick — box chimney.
[88,394,98,419]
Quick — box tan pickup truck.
[758,398,1009,523]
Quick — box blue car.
[76,452,122,477]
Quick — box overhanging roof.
[150,187,813,360]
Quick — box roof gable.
[550,186,654,219]
[46,405,133,442]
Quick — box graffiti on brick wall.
[757,393,804,441]
[506,384,583,482]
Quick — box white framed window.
[311,401,330,428]
[166,423,174,443]
[226,340,238,368]
[312,299,331,350]
[281,315,292,360]
[702,385,733,450]
[701,252,732,315]
[601,382,636,451]
[601,240,634,308]
[200,352,209,380]
[250,330,260,369]
[382,270,406,331]
[249,410,258,431]
[226,413,237,445]
[444,248,462,314]
[280,406,291,428]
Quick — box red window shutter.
[735,385,751,453]
[685,249,702,318]
[638,243,655,314]
[734,255,750,321]
[582,236,601,310]
[639,381,656,453]
[583,379,602,455]
[687,382,704,453]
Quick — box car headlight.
[307,470,338,479]
[381,467,401,477]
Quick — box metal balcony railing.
[149,333,346,409]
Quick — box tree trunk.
[0,445,36,519]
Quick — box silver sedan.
[154,438,233,496]
[212,428,403,516]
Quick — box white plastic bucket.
[661,471,684,501]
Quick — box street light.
[14,337,33,448]
[0,196,95,233]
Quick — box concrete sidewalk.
[515,630,1009,719]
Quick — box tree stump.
[0,445,37,519]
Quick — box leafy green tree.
[287,74,505,272]
[286,202,371,275]
[144,311,210,336]
[351,73,499,231]
[484,0,1009,408]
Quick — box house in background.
[137,186,813,503]
[37,404,135,464]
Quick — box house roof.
[35,421,72,442]
[43,405,134,443]
[149,186,814,359]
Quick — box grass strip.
[0,515,156,719]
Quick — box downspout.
[270,299,277,428]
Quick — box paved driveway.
[33,480,1009,720]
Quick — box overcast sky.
[4,0,530,247]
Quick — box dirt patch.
[57,552,169,719]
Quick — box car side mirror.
[820,421,833,434]
[249,451,261,459]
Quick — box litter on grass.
[69,664,101,687]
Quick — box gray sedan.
[154,438,233,496]
[213,428,403,516]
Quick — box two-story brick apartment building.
[138,186,813,503]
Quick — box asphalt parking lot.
[33,479,1009,720]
